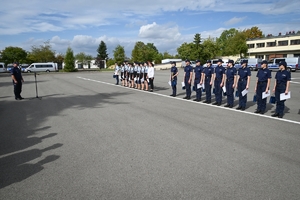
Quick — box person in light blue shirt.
[124,61,129,87]
[133,62,138,88]
[144,62,149,91]
[114,63,120,85]
[136,62,142,89]
[120,64,125,86]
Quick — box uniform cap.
[185,59,190,63]
[279,61,287,67]
[13,62,19,65]
[241,60,248,64]
[227,60,234,64]
[171,61,176,64]
[206,60,212,63]
[217,59,223,63]
[195,60,201,63]
[261,60,268,65]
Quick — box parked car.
[24,62,58,73]
[0,62,6,73]
[181,60,196,68]
[266,57,299,72]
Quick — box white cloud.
[224,17,246,26]
[139,22,181,40]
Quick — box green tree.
[28,41,56,62]
[216,28,239,56]
[1,46,27,65]
[243,26,263,39]
[131,41,146,62]
[64,47,76,72]
[113,45,125,64]
[162,51,174,59]
[176,42,196,60]
[97,41,108,61]
[202,37,218,62]
[229,31,248,57]
[193,33,202,59]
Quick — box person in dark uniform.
[236,60,251,110]
[254,60,271,114]
[224,60,237,108]
[11,62,24,100]
[271,61,291,118]
[213,59,225,106]
[203,60,214,104]
[193,60,203,102]
[183,60,193,100]
[170,61,178,97]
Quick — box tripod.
[31,72,42,100]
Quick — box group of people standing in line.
[170,59,291,118]
[114,58,291,118]
[114,61,155,92]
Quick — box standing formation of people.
[114,61,155,92]
[112,59,291,118]
[167,59,291,118]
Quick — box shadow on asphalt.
[0,91,131,189]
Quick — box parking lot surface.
[0,70,300,199]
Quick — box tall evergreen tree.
[64,47,75,72]
[113,45,125,64]
[97,41,108,61]
[193,33,202,59]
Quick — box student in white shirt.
[147,61,155,92]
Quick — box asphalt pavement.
[0,70,300,200]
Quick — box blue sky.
[0,0,299,57]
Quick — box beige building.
[246,31,300,61]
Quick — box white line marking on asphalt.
[291,81,300,84]
[77,76,300,125]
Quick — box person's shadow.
[0,143,62,189]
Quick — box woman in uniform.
[139,63,144,90]
[120,63,125,86]
[271,61,291,118]
[129,63,134,88]
[254,60,271,114]
[133,62,138,89]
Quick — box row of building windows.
[248,39,300,48]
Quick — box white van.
[267,57,299,72]
[0,62,6,73]
[25,63,57,73]
[235,58,262,71]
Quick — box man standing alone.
[11,62,24,100]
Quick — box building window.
[294,54,300,57]
[256,43,265,48]
[267,42,276,47]
[278,40,288,46]
[291,39,300,45]
[248,44,254,48]
[255,55,264,59]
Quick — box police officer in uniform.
[271,61,291,118]
[224,60,237,108]
[254,60,271,114]
[183,60,193,100]
[213,59,225,106]
[170,61,178,97]
[193,60,203,102]
[203,60,213,104]
[236,60,251,110]
[11,62,24,100]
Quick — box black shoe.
[217,103,221,106]
[193,99,198,101]
[236,106,242,110]
[196,99,200,102]
[254,110,261,113]
[170,94,174,97]
[183,96,188,99]
[224,104,230,107]
[205,101,211,104]
[186,97,191,100]
[271,113,279,117]
[260,111,265,114]
[229,105,233,108]
[203,100,208,103]
[278,115,283,118]
[16,98,22,100]
[241,107,245,111]
[212,102,218,105]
